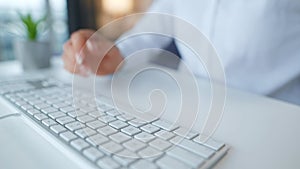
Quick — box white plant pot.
[14,40,51,71]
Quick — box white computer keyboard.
[0,76,229,169]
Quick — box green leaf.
[17,12,47,41]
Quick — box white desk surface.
[0,58,300,169]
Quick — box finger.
[96,48,124,75]
[70,30,95,58]
[62,41,77,73]
[63,60,86,75]
[70,32,89,64]
[62,41,76,65]
[63,56,92,76]
[63,40,71,51]
[63,46,93,76]
[70,32,88,53]
[63,60,77,74]
[96,56,118,75]
[77,29,95,37]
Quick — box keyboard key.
[46,98,64,104]
[68,111,87,118]
[116,113,135,121]
[60,106,76,113]
[80,107,96,113]
[75,127,96,138]
[128,119,147,127]
[50,125,67,134]
[123,139,146,152]
[56,116,75,125]
[87,103,98,108]
[156,155,191,169]
[138,147,162,158]
[100,141,124,155]
[42,118,57,127]
[149,138,172,151]
[170,136,184,144]
[97,104,113,112]
[34,103,50,110]
[106,109,122,116]
[109,120,128,129]
[113,154,136,166]
[153,119,179,131]
[99,115,116,123]
[97,126,117,136]
[22,96,37,102]
[7,96,20,102]
[77,115,95,123]
[41,107,58,114]
[167,146,205,168]
[65,121,85,131]
[86,134,109,146]
[145,154,164,162]
[34,113,48,121]
[5,95,22,102]
[28,99,43,105]
[26,109,40,115]
[97,157,120,169]
[141,124,160,134]
[83,147,104,162]
[21,104,33,111]
[70,138,90,151]
[49,112,65,119]
[114,149,139,160]
[134,132,155,143]
[173,127,198,139]
[60,131,77,142]
[109,132,131,143]
[15,101,27,106]
[89,111,105,118]
[87,120,105,129]
[155,130,175,140]
[174,139,215,159]
[6,94,19,100]
[121,126,141,136]
[130,159,158,169]
[193,137,225,151]
[52,102,69,108]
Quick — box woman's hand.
[62,29,124,76]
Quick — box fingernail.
[76,54,83,65]
[86,40,94,51]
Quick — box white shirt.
[117,0,300,105]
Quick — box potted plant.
[13,13,51,70]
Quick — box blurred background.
[0,0,152,61]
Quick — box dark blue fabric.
[164,39,181,59]
[149,39,181,70]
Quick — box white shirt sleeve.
[115,0,174,57]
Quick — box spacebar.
[176,139,215,159]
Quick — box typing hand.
[62,29,124,76]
